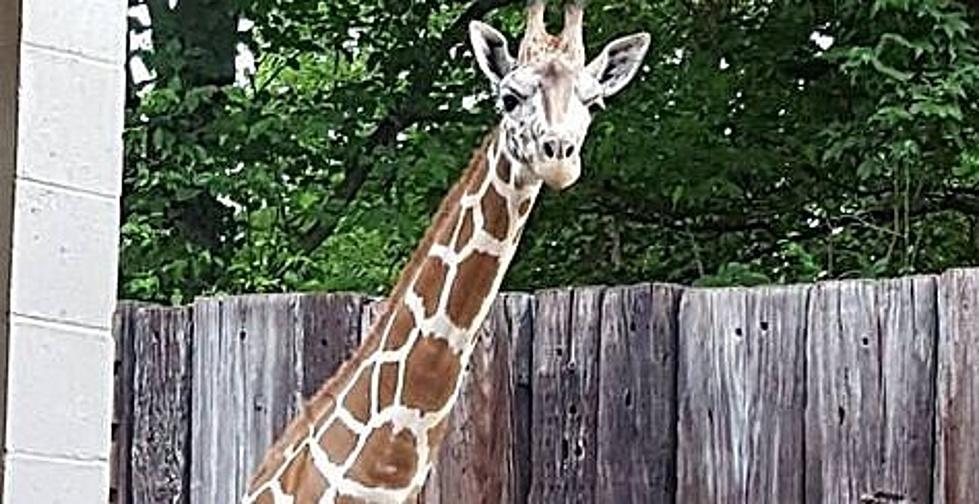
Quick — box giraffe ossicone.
[244,2,650,502]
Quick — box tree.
[121,0,979,304]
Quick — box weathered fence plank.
[677,285,808,503]
[190,293,366,503]
[131,306,193,504]
[530,287,602,503]
[506,293,535,504]
[596,284,679,503]
[805,278,937,503]
[191,295,303,503]
[935,269,979,504]
[300,294,364,398]
[420,294,535,504]
[111,302,149,504]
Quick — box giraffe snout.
[541,136,576,160]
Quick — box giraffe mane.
[379,128,498,315]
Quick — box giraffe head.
[469,1,650,190]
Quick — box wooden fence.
[110,269,979,503]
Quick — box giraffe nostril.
[543,141,557,159]
[564,144,575,158]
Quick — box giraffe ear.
[469,21,515,85]
[586,33,651,99]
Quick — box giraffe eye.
[501,94,520,112]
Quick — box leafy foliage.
[122,0,979,304]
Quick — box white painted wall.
[0,0,127,501]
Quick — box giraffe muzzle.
[535,157,581,190]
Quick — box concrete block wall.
[0,0,127,501]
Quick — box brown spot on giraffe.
[447,251,500,329]
[252,488,275,504]
[518,198,532,217]
[414,257,448,318]
[377,361,400,409]
[343,365,373,424]
[384,303,415,351]
[402,336,462,412]
[280,444,328,501]
[480,185,510,241]
[320,419,358,465]
[309,394,338,434]
[346,422,419,489]
[455,208,475,253]
[496,155,511,183]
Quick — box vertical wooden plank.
[530,287,602,503]
[530,288,569,503]
[300,293,364,399]
[191,295,304,503]
[935,269,979,504]
[878,277,938,502]
[812,277,939,501]
[112,302,150,504]
[677,285,807,503]
[130,307,193,504]
[190,297,241,504]
[506,293,535,504]
[805,278,937,503]
[240,294,304,492]
[596,284,679,503]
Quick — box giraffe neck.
[245,130,542,504]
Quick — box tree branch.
[298,0,520,253]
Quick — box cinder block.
[5,318,113,460]
[21,0,125,64]
[3,454,109,504]
[17,46,124,196]
[10,180,120,329]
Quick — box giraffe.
[243,2,650,502]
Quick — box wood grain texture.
[806,277,937,504]
[596,284,679,504]
[677,285,807,503]
[505,293,535,504]
[130,306,193,504]
[110,270,979,504]
[934,269,979,504]
[530,287,602,503]
[191,294,303,503]
[300,293,364,399]
[111,302,152,504]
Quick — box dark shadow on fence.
[110,270,979,503]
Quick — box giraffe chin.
[535,159,581,191]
